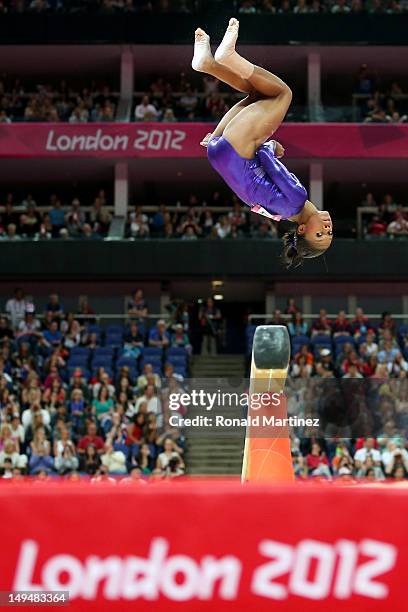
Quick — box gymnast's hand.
[200,133,213,148]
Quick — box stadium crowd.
[0,191,112,239]
[0,0,407,15]
[362,193,408,237]
[353,66,408,123]
[248,300,408,482]
[0,78,118,123]
[0,289,191,481]
[126,200,278,240]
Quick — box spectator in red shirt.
[306,443,331,477]
[362,355,378,377]
[332,309,352,337]
[311,308,331,337]
[341,351,364,376]
[284,297,300,315]
[77,422,105,455]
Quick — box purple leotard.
[207,136,307,220]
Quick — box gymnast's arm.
[257,141,307,206]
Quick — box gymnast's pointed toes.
[228,17,239,30]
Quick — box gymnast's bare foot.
[214,18,239,65]
[192,28,213,73]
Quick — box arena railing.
[0,313,171,326]
[248,313,408,322]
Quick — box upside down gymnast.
[192,18,333,268]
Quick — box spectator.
[156,437,184,473]
[332,310,352,337]
[284,297,300,315]
[127,289,148,318]
[171,323,192,353]
[306,443,331,478]
[55,445,79,475]
[48,196,65,237]
[79,444,101,475]
[137,363,161,391]
[101,441,127,475]
[287,311,309,337]
[354,438,381,469]
[0,439,27,471]
[311,308,331,337]
[148,319,170,348]
[135,384,162,421]
[5,288,27,330]
[77,422,105,455]
[65,198,86,237]
[29,427,54,475]
[199,297,222,355]
[135,95,159,121]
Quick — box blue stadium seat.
[106,325,125,335]
[70,347,91,357]
[94,347,115,356]
[67,355,89,367]
[92,356,113,368]
[85,324,102,335]
[167,347,188,357]
[140,355,162,368]
[105,334,123,346]
[167,355,187,366]
[398,325,408,337]
[311,335,332,346]
[144,347,163,358]
[117,356,138,368]
[291,334,309,346]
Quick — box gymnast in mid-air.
[192,18,333,267]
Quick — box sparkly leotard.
[207,136,307,221]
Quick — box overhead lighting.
[213,294,224,301]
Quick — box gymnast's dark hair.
[279,221,326,269]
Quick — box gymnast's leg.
[192,27,257,144]
[215,19,292,159]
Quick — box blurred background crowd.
[0,0,407,15]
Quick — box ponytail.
[281,227,326,269]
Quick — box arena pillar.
[310,162,323,210]
[114,161,129,218]
[120,45,134,101]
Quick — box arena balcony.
[0,45,407,281]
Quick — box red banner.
[0,122,408,159]
[0,481,407,610]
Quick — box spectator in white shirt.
[17,305,42,339]
[5,288,27,329]
[22,404,51,431]
[354,438,381,468]
[135,384,162,423]
[135,95,159,121]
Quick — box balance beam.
[241,325,294,483]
